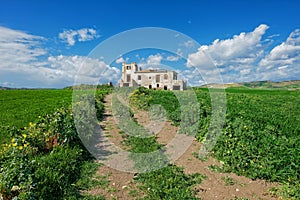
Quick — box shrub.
[129,87,152,110]
[33,146,83,199]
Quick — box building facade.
[119,62,186,91]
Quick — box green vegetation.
[0,86,112,199]
[221,175,237,186]
[242,80,300,89]
[1,85,299,199]
[208,164,224,173]
[112,90,206,198]
[134,165,205,200]
[0,90,72,128]
[203,80,300,90]
[131,87,300,199]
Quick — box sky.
[1,0,300,88]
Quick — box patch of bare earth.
[86,94,280,200]
[174,141,279,200]
[84,94,142,199]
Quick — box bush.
[33,146,83,199]
[129,87,152,110]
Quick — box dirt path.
[175,141,279,200]
[85,94,142,200]
[86,94,280,200]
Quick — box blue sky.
[1,0,300,87]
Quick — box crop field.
[0,89,73,128]
[0,86,299,199]
[131,87,300,199]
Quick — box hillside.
[202,80,300,90]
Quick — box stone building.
[118,62,186,90]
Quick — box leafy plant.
[134,165,205,200]
[221,175,237,186]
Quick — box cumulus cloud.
[136,53,164,69]
[0,26,118,88]
[59,28,99,46]
[194,24,268,66]
[186,24,269,83]
[258,29,300,80]
[146,53,163,65]
[0,54,120,88]
[47,55,120,85]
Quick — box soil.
[85,94,280,200]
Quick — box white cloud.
[0,26,46,70]
[3,24,300,88]
[186,24,269,83]
[116,57,129,64]
[0,26,118,88]
[166,49,183,62]
[182,40,195,48]
[136,53,163,69]
[147,54,163,65]
[47,55,120,85]
[258,29,300,80]
[166,55,180,61]
[1,54,120,88]
[201,24,268,65]
[59,28,99,46]
[77,28,98,41]
[0,81,15,87]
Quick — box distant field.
[0,89,72,128]
[203,80,300,90]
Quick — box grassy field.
[132,87,300,199]
[0,86,299,199]
[0,89,72,128]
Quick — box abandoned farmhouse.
[118,62,186,91]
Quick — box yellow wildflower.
[24,143,28,148]
[12,143,17,147]
[11,138,15,143]
[19,146,23,150]
[22,134,27,138]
